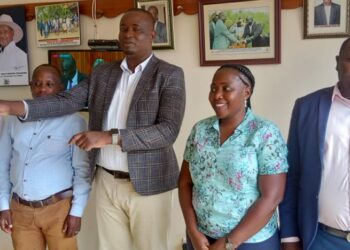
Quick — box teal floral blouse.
[183,109,288,243]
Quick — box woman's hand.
[208,237,225,250]
[187,229,210,250]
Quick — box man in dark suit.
[242,16,267,47]
[0,8,186,250]
[279,37,350,250]
[60,55,87,90]
[147,5,167,43]
[314,0,341,26]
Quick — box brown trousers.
[10,198,77,250]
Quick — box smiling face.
[30,65,64,98]
[209,68,251,124]
[118,10,155,61]
[0,25,14,48]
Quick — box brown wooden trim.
[0,0,303,21]
[281,0,302,9]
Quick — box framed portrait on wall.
[135,0,175,49]
[304,0,350,38]
[0,6,29,86]
[48,49,125,110]
[198,0,281,66]
[35,2,81,47]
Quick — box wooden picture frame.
[0,6,29,86]
[198,0,281,66]
[304,0,350,38]
[135,0,175,49]
[35,2,81,47]
[48,49,125,110]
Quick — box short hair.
[123,8,155,26]
[31,64,63,86]
[147,5,158,14]
[338,37,350,57]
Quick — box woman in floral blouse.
[178,64,288,250]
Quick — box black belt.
[12,188,73,208]
[98,165,130,179]
[319,223,350,242]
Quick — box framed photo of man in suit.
[135,0,175,49]
[304,0,350,38]
[48,49,125,110]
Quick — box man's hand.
[0,100,25,116]
[0,210,13,233]
[69,131,112,151]
[281,242,302,250]
[62,215,81,238]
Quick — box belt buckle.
[347,233,350,242]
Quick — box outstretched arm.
[0,100,25,116]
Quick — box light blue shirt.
[0,114,91,217]
[184,109,288,242]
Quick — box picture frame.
[0,6,29,86]
[48,49,125,110]
[35,2,81,47]
[198,0,281,66]
[304,0,350,39]
[135,0,175,49]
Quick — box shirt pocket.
[38,134,71,156]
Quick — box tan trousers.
[10,198,77,250]
[95,168,174,250]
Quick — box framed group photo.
[135,0,175,49]
[304,0,350,38]
[35,2,81,47]
[198,0,281,66]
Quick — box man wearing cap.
[0,14,28,85]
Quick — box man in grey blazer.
[314,0,341,26]
[0,8,186,250]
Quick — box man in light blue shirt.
[0,64,91,250]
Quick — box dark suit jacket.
[242,22,266,47]
[279,87,333,250]
[314,3,340,26]
[62,71,87,90]
[25,55,186,196]
[154,21,167,43]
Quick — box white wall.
[0,0,344,249]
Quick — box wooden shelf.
[2,0,303,21]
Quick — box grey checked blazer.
[26,55,186,196]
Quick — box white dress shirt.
[96,55,153,172]
[318,85,350,231]
[324,5,331,25]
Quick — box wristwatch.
[225,237,237,250]
[109,129,120,145]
